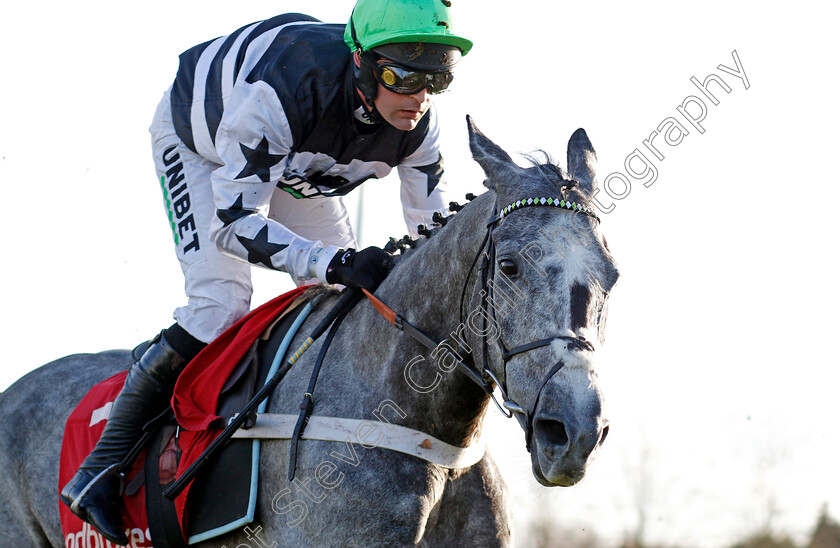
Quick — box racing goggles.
[374,63,454,95]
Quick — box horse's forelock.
[521,151,582,193]
[523,150,563,172]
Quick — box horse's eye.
[499,259,519,277]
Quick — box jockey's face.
[353,50,433,132]
[373,83,431,131]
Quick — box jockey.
[60,1,472,544]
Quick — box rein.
[366,188,599,452]
[362,289,490,391]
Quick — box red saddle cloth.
[58,285,313,545]
[59,370,150,548]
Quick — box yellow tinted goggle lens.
[377,64,453,95]
[381,67,397,86]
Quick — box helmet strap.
[348,11,384,123]
[354,51,384,124]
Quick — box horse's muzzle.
[530,413,608,487]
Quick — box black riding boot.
[60,332,189,545]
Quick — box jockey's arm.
[207,84,339,284]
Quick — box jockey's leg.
[148,86,255,345]
[59,324,202,544]
[60,88,253,544]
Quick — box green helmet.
[344,0,473,57]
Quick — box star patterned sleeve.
[207,81,338,282]
[396,105,451,237]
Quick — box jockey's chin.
[374,85,431,131]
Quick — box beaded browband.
[495,196,601,224]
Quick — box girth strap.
[234,414,486,469]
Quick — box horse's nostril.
[537,419,569,447]
[599,424,610,446]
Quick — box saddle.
[59,286,320,547]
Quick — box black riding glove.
[325,247,393,291]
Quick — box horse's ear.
[467,115,514,190]
[567,128,598,195]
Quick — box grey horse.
[0,117,619,547]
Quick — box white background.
[2,1,838,547]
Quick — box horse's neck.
[342,196,494,447]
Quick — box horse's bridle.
[458,189,600,449]
[366,186,601,452]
